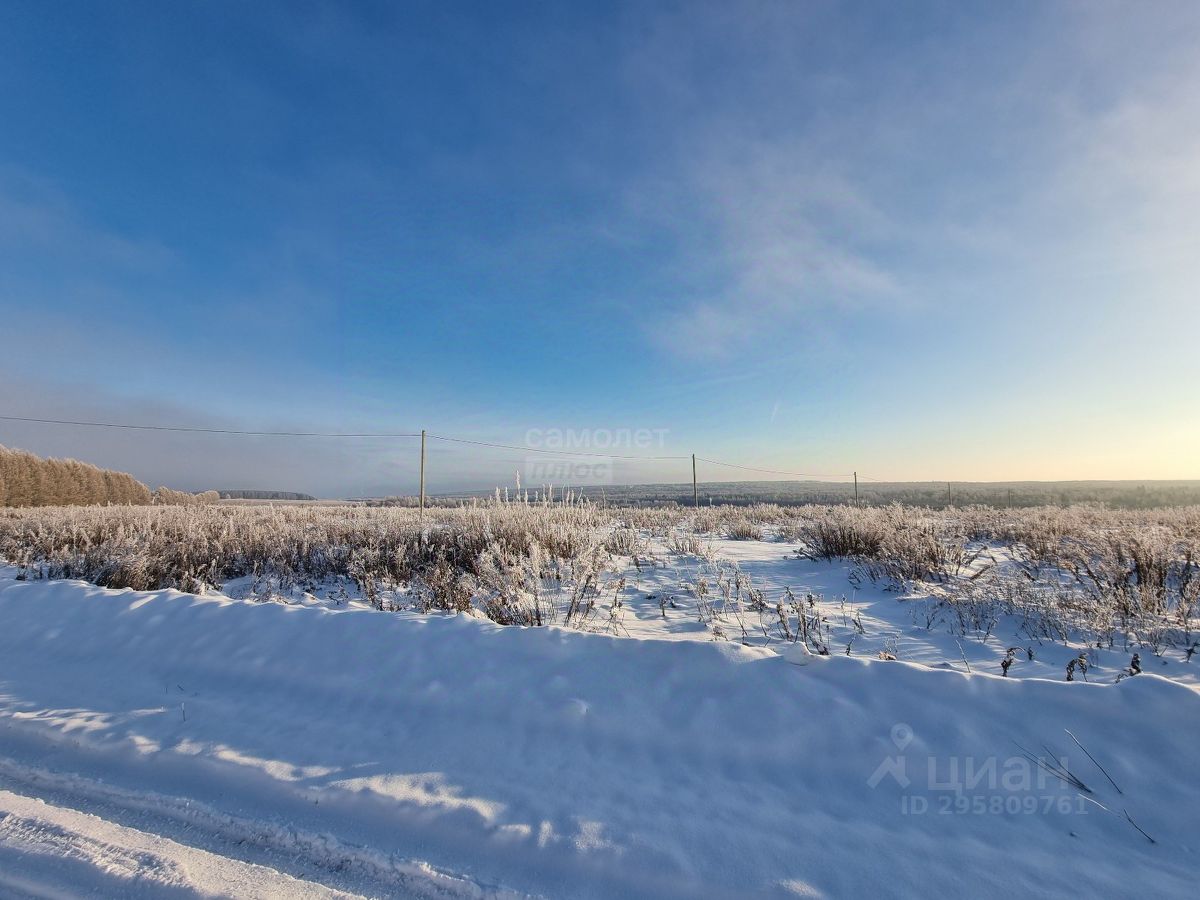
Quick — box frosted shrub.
[603,526,641,556]
[728,519,763,541]
[668,529,704,556]
[794,506,887,560]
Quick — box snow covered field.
[1,531,1198,898]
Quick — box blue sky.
[1,1,1198,495]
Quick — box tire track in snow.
[0,756,530,900]
[0,787,359,899]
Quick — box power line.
[429,434,691,460]
[0,414,421,438]
[0,413,869,478]
[693,457,853,480]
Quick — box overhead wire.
[0,414,421,438]
[0,414,887,481]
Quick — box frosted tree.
[0,445,152,507]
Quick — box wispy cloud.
[630,141,902,359]
[614,1,1200,361]
[0,167,175,275]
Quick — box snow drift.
[0,575,1197,898]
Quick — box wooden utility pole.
[853,471,859,506]
[692,454,698,508]
[947,482,952,507]
[419,429,426,517]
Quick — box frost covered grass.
[0,497,611,616]
[1,499,1198,656]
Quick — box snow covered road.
[1,567,1198,897]
[0,746,497,899]
[0,784,360,899]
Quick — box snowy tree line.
[151,486,221,506]
[218,490,317,501]
[0,445,152,507]
[0,445,221,507]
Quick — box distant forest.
[219,490,317,501]
[431,479,1200,510]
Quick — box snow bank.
[1,576,1197,898]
